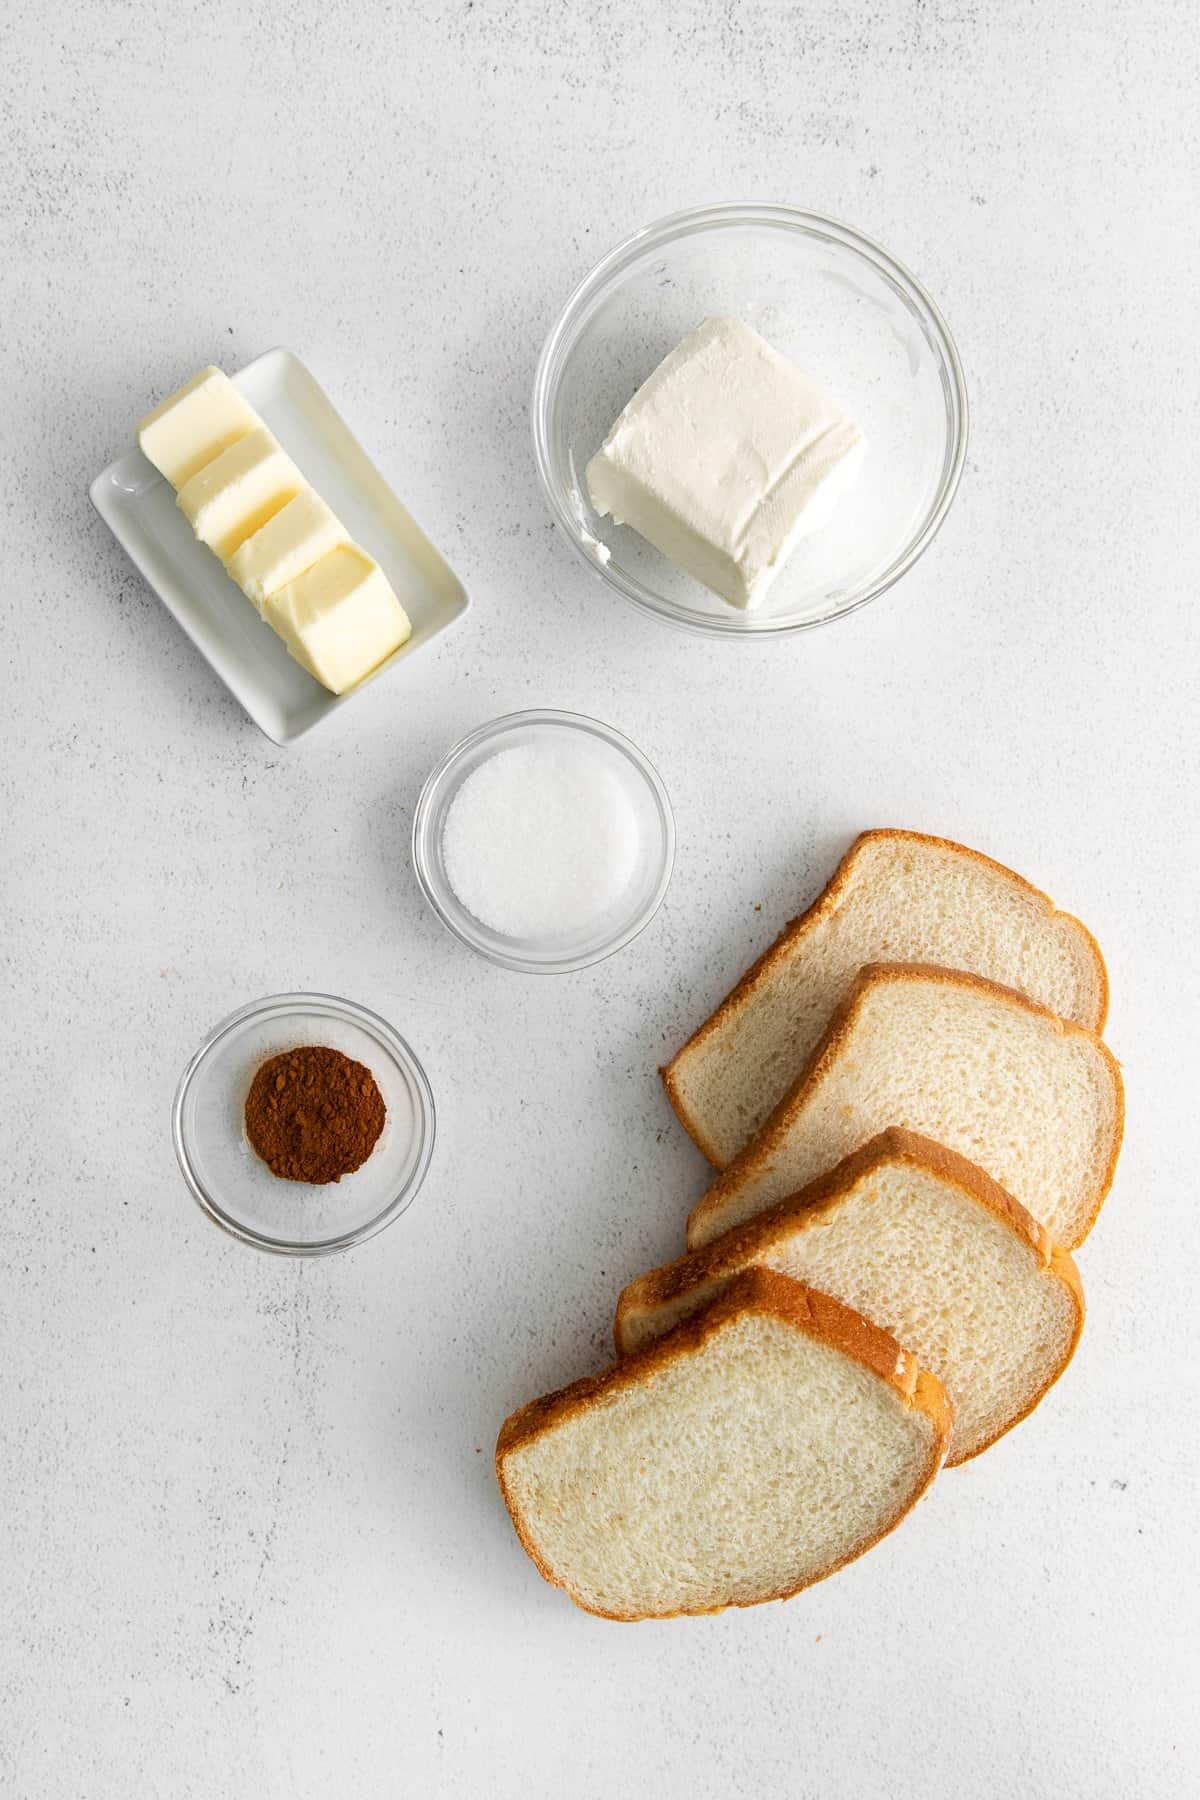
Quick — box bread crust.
[496,1267,951,1622]
[616,1129,1086,1464]
[686,962,1124,1253]
[661,829,1111,1168]
[948,1241,1087,1468]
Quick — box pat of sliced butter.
[228,487,347,608]
[262,546,412,694]
[137,366,259,489]
[176,426,303,562]
[585,316,864,611]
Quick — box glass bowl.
[172,993,435,1254]
[411,709,674,973]
[532,202,968,637]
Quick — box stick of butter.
[138,366,259,488]
[228,488,347,608]
[585,316,864,611]
[135,363,415,697]
[263,546,412,694]
[176,425,303,562]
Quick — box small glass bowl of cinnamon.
[172,993,435,1254]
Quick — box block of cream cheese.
[137,366,259,489]
[176,425,304,562]
[228,487,347,607]
[585,316,864,610]
[263,546,412,694]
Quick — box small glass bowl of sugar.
[411,710,675,972]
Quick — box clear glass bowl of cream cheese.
[532,202,968,637]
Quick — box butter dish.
[91,349,468,743]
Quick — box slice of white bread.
[617,1131,1084,1464]
[663,830,1109,1169]
[688,965,1123,1252]
[497,1268,951,1620]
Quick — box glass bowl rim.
[410,706,676,973]
[172,990,436,1256]
[531,199,970,639]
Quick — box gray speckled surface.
[2,3,1197,1794]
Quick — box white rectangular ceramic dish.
[90,348,469,743]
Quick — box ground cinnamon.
[244,1045,386,1184]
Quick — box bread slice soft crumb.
[617,1130,1084,1464]
[687,964,1123,1253]
[496,1268,950,1621]
[663,829,1109,1169]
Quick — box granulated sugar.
[441,740,639,939]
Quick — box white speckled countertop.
[2,3,1197,1794]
